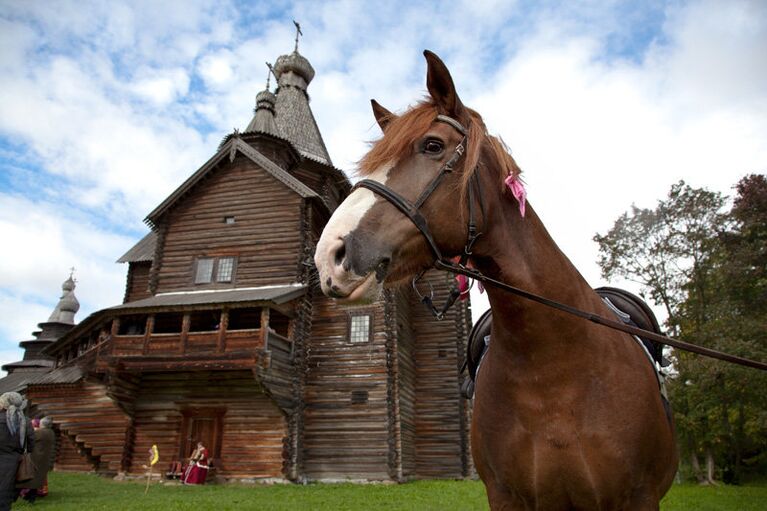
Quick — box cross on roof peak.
[293,20,303,52]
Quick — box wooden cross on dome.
[293,20,303,52]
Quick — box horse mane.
[358,99,523,211]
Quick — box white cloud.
[0,194,130,371]
[130,67,191,105]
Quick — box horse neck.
[471,191,605,354]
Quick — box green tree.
[594,177,767,483]
[594,181,727,332]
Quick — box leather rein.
[351,115,767,371]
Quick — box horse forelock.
[357,100,523,216]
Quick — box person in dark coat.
[0,392,33,511]
[18,416,55,502]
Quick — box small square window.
[195,258,214,284]
[217,257,235,282]
[349,314,371,343]
[224,216,235,224]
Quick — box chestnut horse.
[314,51,678,510]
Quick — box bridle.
[352,114,482,319]
[350,114,767,371]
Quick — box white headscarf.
[0,392,28,447]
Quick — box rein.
[355,114,767,372]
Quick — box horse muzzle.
[314,233,391,303]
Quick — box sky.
[0,0,765,372]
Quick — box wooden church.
[0,39,473,482]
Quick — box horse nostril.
[334,240,347,267]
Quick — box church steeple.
[239,22,332,166]
[245,64,280,138]
[270,22,332,166]
[1,272,79,375]
[47,270,80,325]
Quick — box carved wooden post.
[217,309,228,353]
[180,313,190,354]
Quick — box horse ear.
[424,50,464,117]
[371,99,395,131]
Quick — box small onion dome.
[273,51,315,89]
[245,88,280,136]
[47,275,80,324]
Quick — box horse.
[314,50,678,510]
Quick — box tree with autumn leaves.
[595,175,767,483]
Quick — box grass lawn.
[10,472,767,510]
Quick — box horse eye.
[423,139,444,154]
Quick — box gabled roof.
[117,231,157,263]
[145,137,323,227]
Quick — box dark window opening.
[153,313,183,334]
[117,315,147,335]
[228,308,261,330]
[351,390,369,405]
[438,349,447,358]
[270,309,290,337]
[189,311,221,332]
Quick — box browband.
[435,114,467,135]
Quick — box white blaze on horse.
[315,50,678,510]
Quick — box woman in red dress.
[181,442,209,485]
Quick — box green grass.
[10,473,767,510]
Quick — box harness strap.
[434,259,767,371]
[354,180,444,261]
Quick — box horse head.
[315,51,514,303]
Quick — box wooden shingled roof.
[110,284,307,312]
[116,230,157,263]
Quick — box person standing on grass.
[18,416,55,502]
[0,392,33,511]
[181,441,209,485]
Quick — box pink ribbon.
[504,174,526,217]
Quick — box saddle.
[460,287,666,399]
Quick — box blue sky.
[1,0,766,371]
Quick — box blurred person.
[18,416,55,502]
[181,442,209,485]
[0,392,33,511]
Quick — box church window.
[195,258,214,283]
[216,257,235,282]
[194,256,237,284]
[348,313,372,343]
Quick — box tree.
[594,177,767,483]
[593,180,727,332]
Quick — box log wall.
[392,289,417,479]
[303,294,390,480]
[129,371,286,480]
[155,155,303,293]
[410,270,471,479]
[124,262,151,303]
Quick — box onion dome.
[47,274,80,325]
[273,51,315,90]
[245,88,280,137]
